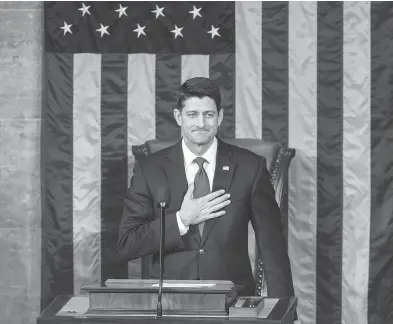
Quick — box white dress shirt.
[176,137,218,235]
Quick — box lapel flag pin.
[223,166,229,171]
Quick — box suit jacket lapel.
[201,139,236,246]
[164,140,201,245]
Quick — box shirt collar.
[182,137,217,168]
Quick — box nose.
[196,114,205,127]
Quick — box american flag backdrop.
[41,2,393,324]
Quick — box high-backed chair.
[132,138,296,297]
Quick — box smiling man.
[118,77,294,301]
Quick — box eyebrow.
[186,110,216,113]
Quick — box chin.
[198,139,215,147]
[188,134,213,145]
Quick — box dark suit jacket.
[118,138,295,298]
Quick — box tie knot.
[194,157,207,168]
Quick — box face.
[174,96,223,152]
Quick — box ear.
[217,108,224,126]
[173,109,182,127]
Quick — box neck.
[184,137,215,156]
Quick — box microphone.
[156,187,170,319]
[156,186,171,208]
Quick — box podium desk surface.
[37,295,297,324]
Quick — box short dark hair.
[176,77,221,111]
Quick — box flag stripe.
[342,3,371,324]
[316,2,344,323]
[261,1,289,241]
[210,53,235,138]
[126,53,156,278]
[233,1,263,279]
[369,3,393,323]
[210,53,237,285]
[127,53,156,182]
[100,54,128,281]
[235,1,262,139]
[155,54,181,140]
[288,2,318,324]
[41,53,74,309]
[72,54,102,294]
[181,55,209,83]
[261,1,289,145]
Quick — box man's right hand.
[179,182,231,227]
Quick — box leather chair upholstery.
[132,138,296,297]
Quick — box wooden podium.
[37,279,298,324]
[82,279,233,317]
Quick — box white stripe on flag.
[235,1,262,139]
[127,54,156,183]
[288,2,318,324]
[73,53,102,294]
[127,54,156,278]
[181,55,209,84]
[342,2,371,324]
[234,1,263,281]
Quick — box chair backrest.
[132,138,296,296]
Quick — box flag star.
[60,21,72,35]
[188,5,202,19]
[96,23,110,38]
[115,4,128,18]
[133,24,146,38]
[78,3,91,16]
[151,4,165,19]
[207,25,220,39]
[171,25,183,39]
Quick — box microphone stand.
[156,201,166,319]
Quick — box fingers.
[208,200,231,213]
[193,197,230,225]
[207,193,231,207]
[201,189,226,203]
[194,210,226,225]
[205,210,226,220]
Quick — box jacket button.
[199,249,204,255]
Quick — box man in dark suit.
[118,77,294,299]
